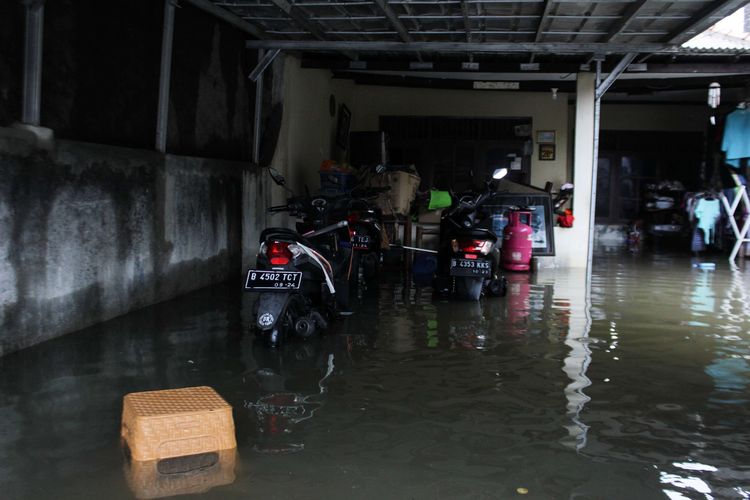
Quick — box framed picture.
[336,104,351,149]
[539,143,555,161]
[480,193,556,256]
[536,130,556,144]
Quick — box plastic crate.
[372,171,421,216]
[125,449,236,499]
[320,171,356,193]
[121,386,236,461]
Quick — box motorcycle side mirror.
[268,167,286,186]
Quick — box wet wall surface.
[0,251,749,499]
[0,131,242,355]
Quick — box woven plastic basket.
[121,386,236,461]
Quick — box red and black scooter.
[245,170,352,347]
[434,168,509,301]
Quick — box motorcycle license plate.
[450,258,491,277]
[352,235,371,250]
[245,270,302,290]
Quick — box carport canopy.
[188,0,750,86]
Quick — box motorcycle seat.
[260,227,341,262]
[260,227,316,248]
[448,227,498,242]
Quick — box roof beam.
[265,0,356,59]
[665,0,750,46]
[268,0,327,40]
[460,0,473,43]
[247,39,678,54]
[183,0,266,39]
[603,0,649,42]
[529,0,554,62]
[373,0,413,42]
[596,52,638,99]
[533,0,554,42]
[303,58,750,74]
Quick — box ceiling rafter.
[460,0,473,43]
[246,39,680,54]
[373,0,414,42]
[665,0,750,45]
[265,0,358,59]
[566,2,598,43]
[267,0,326,39]
[372,0,425,60]
[603,0,649,42]
[533,0,554,42]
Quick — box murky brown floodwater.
[1,250,749,499]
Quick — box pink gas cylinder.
[501,209,533,271]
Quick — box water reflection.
[243,339,336,454]
[124,449,237,499]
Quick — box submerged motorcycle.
[245,170,352,347]
[434,168,509,301]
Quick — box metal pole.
[156,0,175,153]
[586,60,603,275]
[22,0,44,126]
[252,50,265,165]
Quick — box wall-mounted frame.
[336,104,351,149]
[539,143,556,161]
[536,130,556,144]
[481,193,556,256]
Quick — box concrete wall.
[0,127,242,355]
[349,85,571,189]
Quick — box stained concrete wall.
[0,127,242,355]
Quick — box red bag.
[557,209,574,228]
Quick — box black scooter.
[326,186,390,284]
[434,168,509,301]
[245,171,352,347]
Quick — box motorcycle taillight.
[347,212,360,224]
[267,240,293,265]
[451,238,492,255]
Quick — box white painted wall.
[350,85,571,189]
[271,58,355,196]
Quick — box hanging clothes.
[721,107,750,168]
[694,197,722,245]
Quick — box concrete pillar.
[566,72,597,269]
[156,0,175,153]
[21,0,44,126]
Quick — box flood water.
[1,250,749,499]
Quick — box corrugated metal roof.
[683,5,750,50]
[208,0,750,60]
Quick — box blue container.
[412,254,437,287]
[320,172,356,193]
